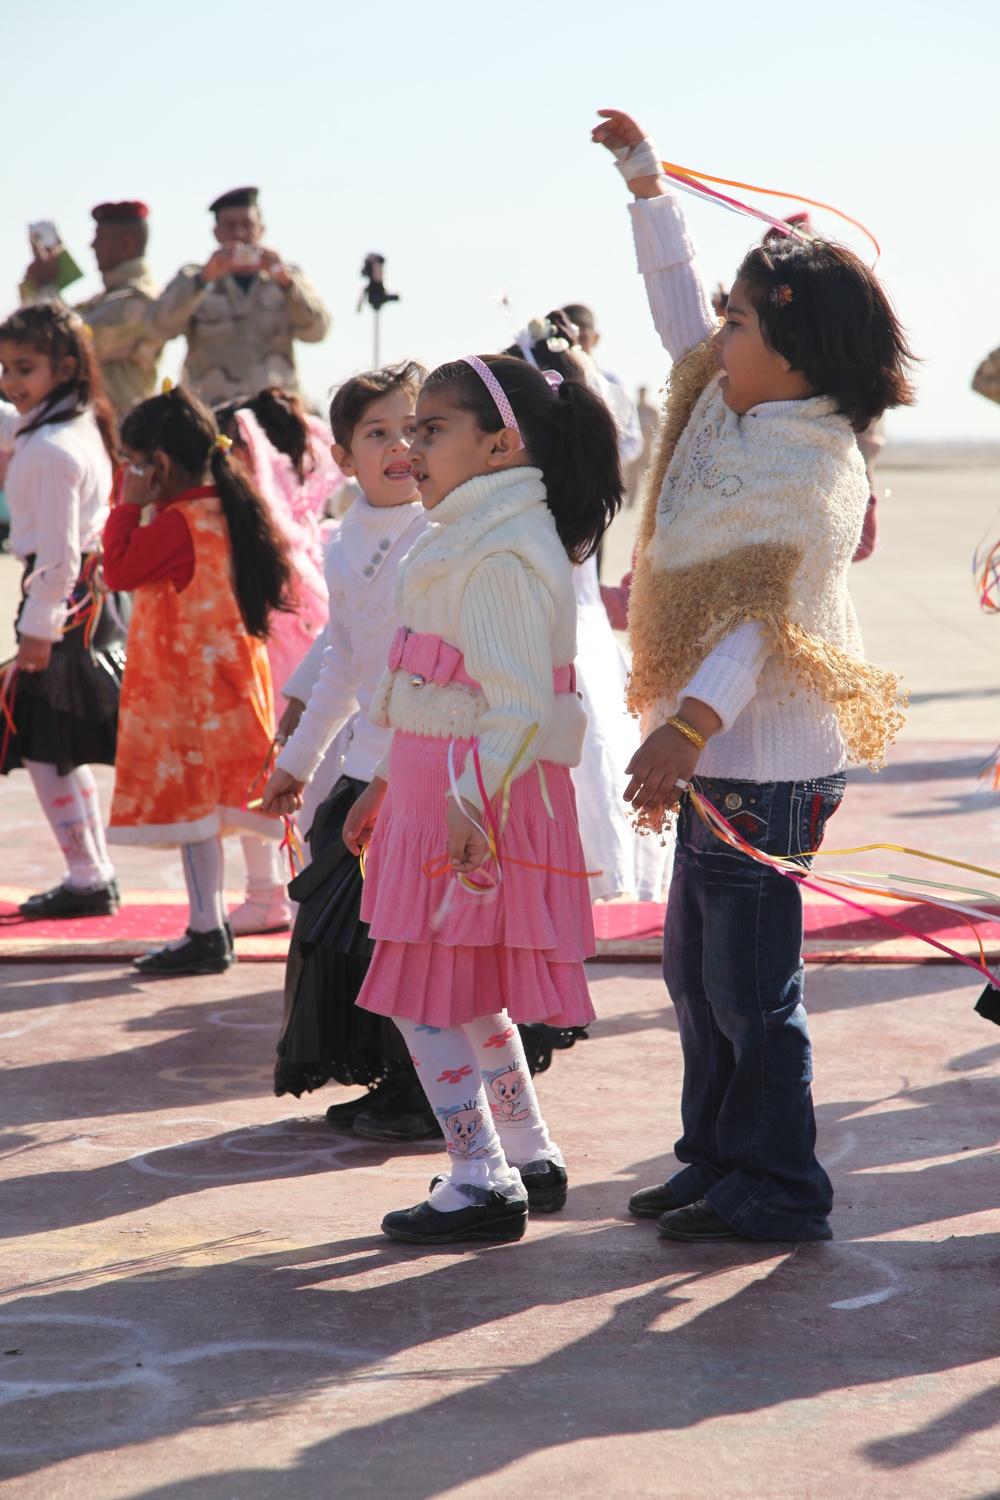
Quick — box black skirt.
[274,775,410,1097]
[1,556,128,777]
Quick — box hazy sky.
[4,0,997,439]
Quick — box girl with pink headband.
[342,352,624,1245]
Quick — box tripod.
[357,252,399,365]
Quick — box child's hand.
[275,696,305,744]
[261,768,306,816]
[343,777,387,856]
[592,108,647,153]
[17,634,52,674]
[120,462,158,508]
[447,796,490,874]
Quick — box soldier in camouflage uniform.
[147,187,331,405]
[22,201,165,420]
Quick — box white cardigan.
[275,494,426,784]
[370,467,586,809]
[0,399,113,641]
[629,191,854,781]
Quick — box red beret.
[92,201,149,224]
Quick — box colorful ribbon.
[658,159,881,264]
[0,659,17,768]
[690,790,1000,981]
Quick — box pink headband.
[460,355,524,451]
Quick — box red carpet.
[3,886,999,966]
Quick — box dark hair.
[425,354,623,563]
[0,304,117,461]
[328,360,426,450]
[216,387,313,479]
[561,303,596,335]
[120,386,293,638]
[735,237,916,430]
[503,310,588,382]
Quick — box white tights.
[25,759,115,892]
[178,836,227,936]
[394,1011,563,1210]
[239,834,286,893]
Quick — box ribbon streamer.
[658,159,881,263]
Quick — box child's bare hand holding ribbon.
[261,769,305,817]
[447,797,490,874]
[624,697,721,814]
[343,777,387,856]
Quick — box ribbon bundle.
[657,158,881,264]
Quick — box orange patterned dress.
[108,491,280,846]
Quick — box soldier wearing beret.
[22,201,165,418]
[147,187,331,405]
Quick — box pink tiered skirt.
[356,733,596,1028]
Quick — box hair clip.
[161,377,174,395]
[212,434,233,454]
[769,284,794,308]
[541,369,564,391]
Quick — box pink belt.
[387,627,576,695]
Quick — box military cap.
[209,187,259,215]
[92,201,149,223]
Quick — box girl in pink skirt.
[343,353,624,1244]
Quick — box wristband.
[613,137,663,184]
[666,714,707,752]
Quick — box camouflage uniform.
[146,265,330,404]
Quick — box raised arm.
[593,109,716,362]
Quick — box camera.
[231,243,262,270]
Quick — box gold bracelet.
[666,714,707,752]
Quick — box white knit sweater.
[369,467,586,809]
[275,494,426,784]
[630,191,860,781]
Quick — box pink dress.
[235,408,330,712]
[356,636,596,1030]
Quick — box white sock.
[240,833,286,894]
[177,837,226,941]
[24,759,115,891]
[393,1016,527,1210]
[464,1012,563,1171]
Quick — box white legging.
[25,759,115,891]
[181,836,227,933]
[394,1011,563,1210]
[239,834,286,892]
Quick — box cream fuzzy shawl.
[627,340,905,767]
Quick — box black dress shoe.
[353,1107,441,1141]
[381,1191,528,1245]
[657,1200,744,1242]
[19,880,120,920]
[628,1181,686,1219]
[133,927,235,977]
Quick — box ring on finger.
[673,777,691,792]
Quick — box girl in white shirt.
[261,363,435,1137]
[0,305,122,919]
[341,353,623,1246]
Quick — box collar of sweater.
[429,466,545,527]
[15,393,78,437]
[339,493,423,578]
[742,394,841,424]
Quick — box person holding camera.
[21,202,165,420]
[146,187,331,406]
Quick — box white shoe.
[228,888,292,935]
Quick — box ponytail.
[209,446,295,637]
[121,385,294,639]
[424,355,623,562]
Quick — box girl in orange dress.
[103,386,293,976]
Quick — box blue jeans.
[663,772,846,1240]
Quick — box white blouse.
[0,399,113,641]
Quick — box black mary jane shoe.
[133,927,235,978]
[628,1181,686,1220]
[353,1079,442,1142]
[381,1191,528,1246]
[656,1200,745,1243]
[19,879,120,921]
[430,1160,568,1214]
